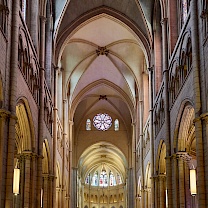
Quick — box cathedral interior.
[0,0,208,207]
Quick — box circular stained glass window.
[93,113,112,131]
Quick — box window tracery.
[180,0,191,29]
[169,37,192,107]
[20,0,27,20]
[86,170,122,187]
[0,1,8,34]
[114,119,119,131]
[93,113,112,131]
[86,119,91,130]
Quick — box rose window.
[93,113,112,131]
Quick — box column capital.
[39,15,47,22]
[63,99,67,103]
[200,112,208,124]
[131,121,136,126]
[148,66,154,72]
[160,17,168,25]
[20,151,33,160]
[0,4,9,14]
[176,151,192,167]
[200,9,208,19]
[40,67,45,72]
[69,120,74,125]
[0,109,11,119]
[158,174,166,181]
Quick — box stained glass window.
[21,0,27,20]
[181,0,188,25]
[93,113,112,131]
[86,170,122,187]
[109,171,116,186]
[85,174,90,184]
[99,171,108,187]
[114,119,119,131]
[86,119,91,130]
[91,171,98,186]
[117,173,122,185]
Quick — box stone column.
[81,182,85,208]
[0,110,10,206]
[158,174,166,208]
[71,167,78,208]
[143,188,147,208]
[178,156,185,208]
[43,174,49,208]
[28,0,39,50]
[37,14,47,208]
[138,100,145,208]
[5,0,19,206]
[161,15,172,208]
[153,175,159,208]
[71,168,78,208]
[165,156,173,208]
[49,175,54,208]
[201,113,208,203]
[127,168,134,208]
[69,120,74,207]
[31,154,38,208]
[52,67,59,207]
[22,152,32,208]
[172,154,179,208]
[191,0,206,206]
[148,66,155,208]
[131,122,136,208]
[45,9,53,90]
[62,99,68,207]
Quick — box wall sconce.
[190,169,197,195]
[13,168,20,195]
[41,188,43,207]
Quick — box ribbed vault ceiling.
[55,0,151,180]
[78,142,127,181]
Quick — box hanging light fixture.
[13,167,20,195]
[190,169,197,195]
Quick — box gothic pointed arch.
[42,139,51,174]
[55,6,151,66]
[15,98,35,153]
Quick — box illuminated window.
[85,174,90,184]
[93,113,112,131]
[109,171,116,186]
[20,0,26,20]
[181,0,188,25]
[86,170,123,187]
[91,171,98,186]
[114,119,119,131]
[117,173,122,185]
[99,170,108,187]
[86,119,91,130]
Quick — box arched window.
[86,119,91,130]
[109,171,116,186]
[180,0,191,27]
[20,0,27,20]
[86,168,123,187]
[85,174,90,184]
[0,1,8,34]
[117,173,122,185]
[181,0,188,25]
[91,171,98,186]
[114,119,119,131]
[99,170,108,187]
